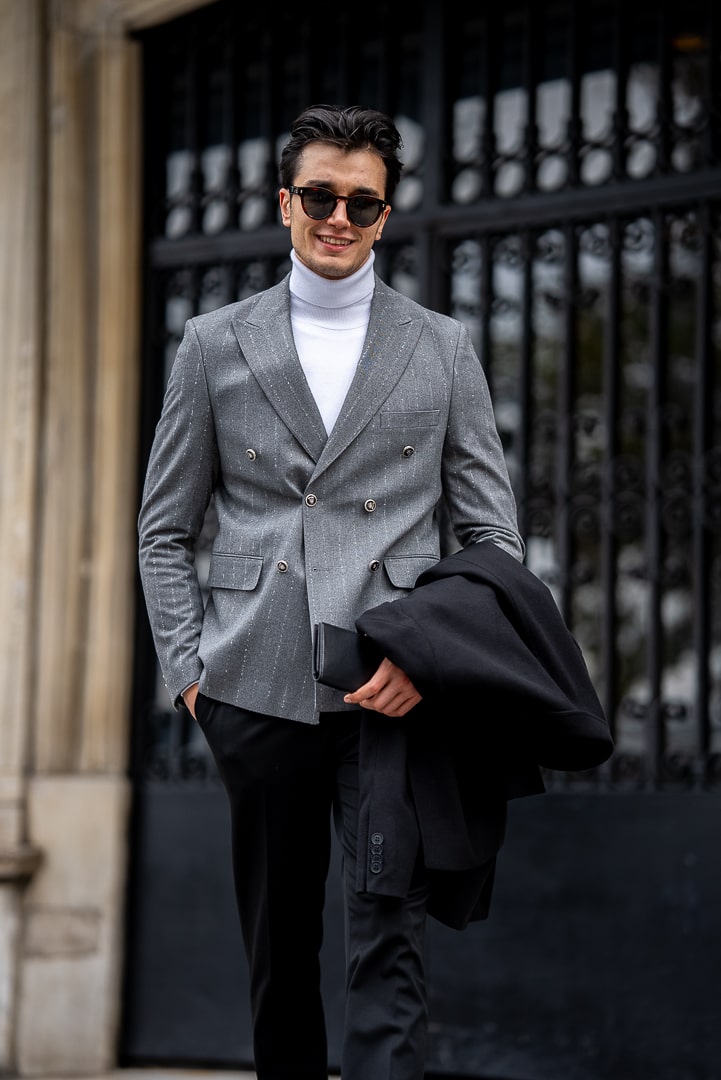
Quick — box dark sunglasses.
[288,185,388,227]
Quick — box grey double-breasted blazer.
[138,270,524,723]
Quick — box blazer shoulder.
[372,275,466,337]
[189,275,291,337]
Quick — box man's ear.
[279,188,292,227]
[373,204,392,242]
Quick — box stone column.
[0,0,45,1068]
[14,4,142,1073]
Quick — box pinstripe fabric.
[138,273,524,723]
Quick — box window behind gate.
[133,0,721,793]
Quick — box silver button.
[402,445,415,457]
[277,560,289,573]
[368,560,380,573]
[364,499,376,513]
[246,448,257,460]
[305,493,318,507]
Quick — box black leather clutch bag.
[312,622,383,692]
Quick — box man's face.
[279,143,392,280]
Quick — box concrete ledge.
[0,845,43,884]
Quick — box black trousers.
[195,693,430,1080]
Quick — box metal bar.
[479,234,494,395]
[655,0,673,174]
[223,4,240,229]
[522,1,539,194]
[517,229,534,545]
[693,201,713,783]
[480,7,499,197]
[556,220,577,625]
[601,217,622,752]
[184,22,203,237]
[147,167,721,266]
[612,0,630,181]
[705,0,720,166]
[566,0,582,188]
[645,208,668,787]
[419,0,446,313]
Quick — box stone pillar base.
[16,775,131,1076]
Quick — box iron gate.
[123,2,721,1077]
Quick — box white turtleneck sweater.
[289,249,375,435]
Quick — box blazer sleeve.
[137,318,219,707]
[440,323,524,561]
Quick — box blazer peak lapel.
[313,285,423,476]
[231,285,327,461]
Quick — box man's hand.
[182,682,200,719]
[343,658,421,717]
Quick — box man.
[138,103,525,1080]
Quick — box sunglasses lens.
[301,188,336,219]
[295,187,384,227]
[347,197,383,226]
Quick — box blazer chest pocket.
[207,553,263,590]
[379,409,440,429]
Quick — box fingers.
[343,658,422,717]
[182,681,200,720]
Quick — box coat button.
[368,560,380,572]
[364,499,376,513]
[402,445,415,457]
[246,448,257,460]
[305,493,318,507]
[370,831,384,873]
[277,560,289,573]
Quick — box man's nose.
[326,197,351,226]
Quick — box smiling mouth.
[318,235,352,247]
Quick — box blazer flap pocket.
[207,553,263,590]
[384,555,438,588]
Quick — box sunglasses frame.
[287,185,389,227]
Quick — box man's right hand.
[182,682,200,719]
[343,657,421,717]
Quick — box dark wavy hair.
[278,104,404,203]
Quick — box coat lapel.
[230,280,328,462]
[311,277,423,479]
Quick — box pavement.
[39,1073,248,1080]
[41,1073,259,1080]
[46,1071,341,1080]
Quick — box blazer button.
[371,832,384,843]
[370,859,383,874]
[364,499,376,513]
[277,560,289,573]
[246,448,257,460]
[368,560,380,572]
[305,493,318,507]
[402,445,415,457]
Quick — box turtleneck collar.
[289,249,375,310]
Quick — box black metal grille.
[134,0,721,790]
